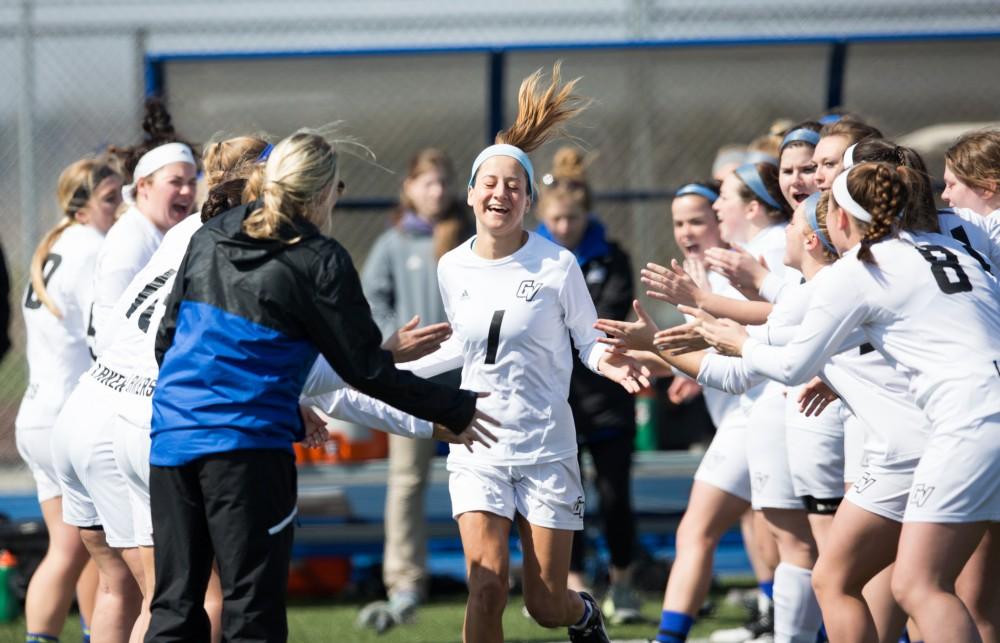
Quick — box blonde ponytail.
[243,130,338,243]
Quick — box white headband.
[831,166,872,223]
[122,142,196,204]
[842,143,858,169]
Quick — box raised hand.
[704,245,770,292]
[682,304,748,357]
[432,421,498,452]
[683,257,710,291]
[382,315,453,363]
[597,350,653,394]
[449,392,502,453]
[651,321,709,355]
[594,299,660,352]
[798,377,840,417]
[641,259,703,307]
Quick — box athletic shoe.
[708,601,773,642]
[569,591,611,643]
[356,601,395,634]
[602,582,643,625]
[387,589,420,624]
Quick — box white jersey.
[93,214,201,426]
[699,270,744,429]
[90,206,164,356]
[428,232,607,465]
[704,271,931,466]
[16,224,105,430]
[743,235,1000,437]
[937,208,998,276]
[738,223,797,410]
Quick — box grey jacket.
[361,225,448,340]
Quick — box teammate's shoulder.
[527,231,575,264]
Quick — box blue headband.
[468,144,535,196]
[256,143,274,163]
[734,163,783,211]
[675,183,719,203]
[803,192,838,255]
[780,128,821,150]
[819,113,842,125]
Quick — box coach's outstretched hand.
[704,245,770,296]
[382,315,453,363]
[445,393,500,452]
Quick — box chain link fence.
[1,0,1000,474]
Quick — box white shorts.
[447,457,585,531]
[15,427,62,503]
[842,408,868,485]
[845,459,918,523]
[903,413,1000,523]
[112,415,152,548]
[51,378,135,548]
[693,413,751,503]
[785,393,845,500]
[746,389,802,511]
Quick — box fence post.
[826,40,848,110]
[17,0,37,257]
[487,50,505,146]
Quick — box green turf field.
[0,590,751,643]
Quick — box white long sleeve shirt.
[743,234,1000,437]
[16,224,105,430]
[429,232,608,465]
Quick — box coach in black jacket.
[146,132,494,642]
[538,172,640,620]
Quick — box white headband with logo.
[831,166,872,223]
[122,142,196,205]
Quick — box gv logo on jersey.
[516,280,543,301]
[572,496,585,518]
[910,484,935,508]
[853,472,877,494]
[751,473,769,494]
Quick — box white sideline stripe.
[267,507,298,535]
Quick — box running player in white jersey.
[943,128,1000,219]
[51,118,197,642]
[16,157,122,643]
[697,162,1000,643]
[400,64,648,643]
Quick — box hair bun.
[551,146,587,180]
[142,97,177,145]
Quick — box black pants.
[570,433,636,573]
[144,449,297,643]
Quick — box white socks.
[773,563,823,643]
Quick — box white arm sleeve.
[559,258,607,374]
[300,356,347,399]
[758,271,787,303]
[697,352,765,394]
[742,266,869,385]
[302,389,433,439]
[395,335,464,379]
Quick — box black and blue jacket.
[150,204,477,467]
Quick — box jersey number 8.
[915,244,972,295]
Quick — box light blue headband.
[803,192,838,255]
[468,144,535,196]
[734,163,783,211]
[819,113,842,125]
[780,128,821,150]
[675,183,719,203]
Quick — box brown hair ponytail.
[494,62,590,154]
[839,162,908,264]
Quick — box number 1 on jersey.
[485,310,505,364]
